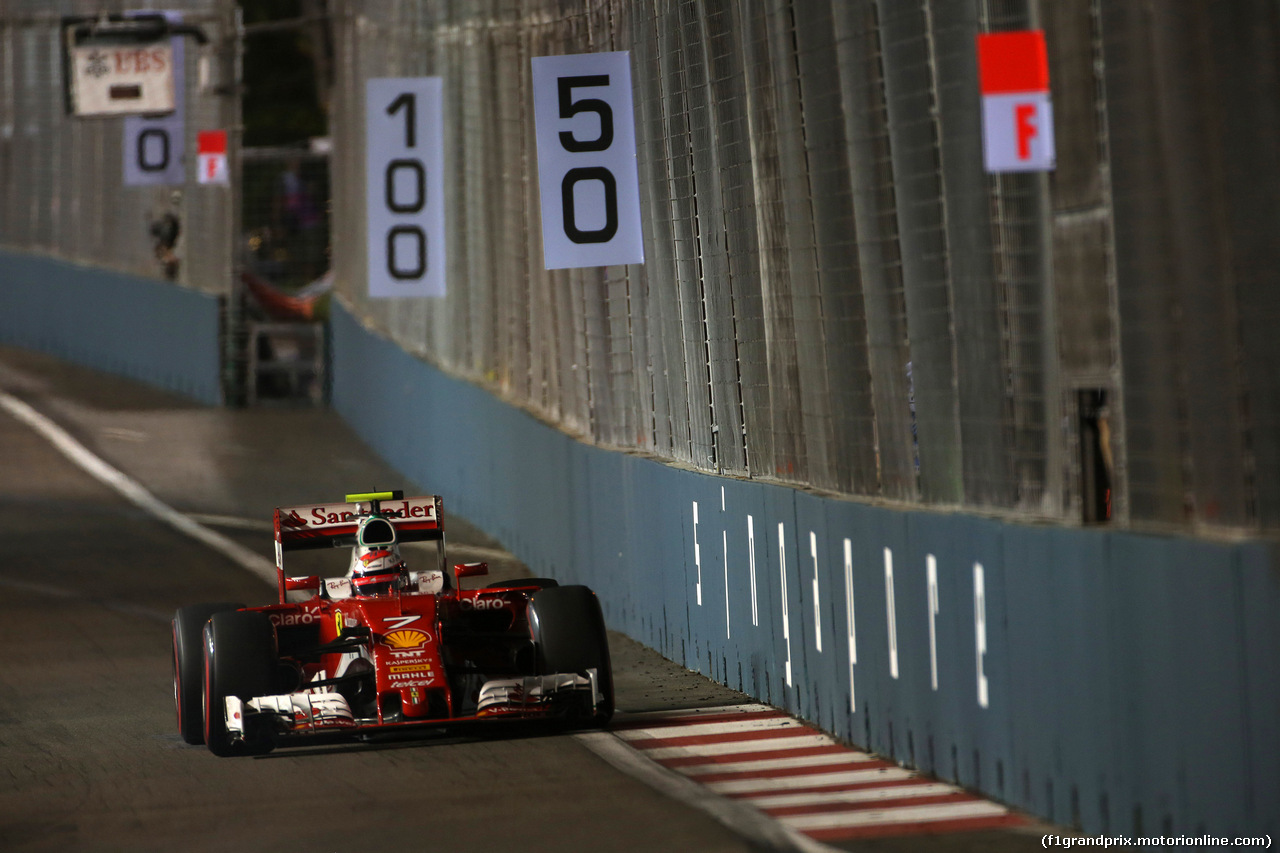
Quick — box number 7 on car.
[366,77,446,298]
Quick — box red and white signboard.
[976,30,1055,173]
[196,130,228,185]
[69,41,175,117]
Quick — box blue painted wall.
[0,250,221,404]
[332,302,1279,837]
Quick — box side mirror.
[453,562,489,579]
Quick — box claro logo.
[269,607,320,627]
[460,597,508,611]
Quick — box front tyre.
[172,602,244,745]
[528,586,614,725]
[202,610,277,757]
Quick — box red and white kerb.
[197,130,228,185]
[976,30,1055,173]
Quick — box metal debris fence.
[3,0,1278,536]
[0,0,234,297]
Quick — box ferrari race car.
[171,491,613,756]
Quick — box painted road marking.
[679,751,879,775]
[601,704,1024,845]
[749,782,960,809]
[708,767,917,794]
[780,799,1013,832]
[615,715,802,741]
[640,734,838,760]
[0,391,275,584]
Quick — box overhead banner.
[123,10,185,186]
[532,51,644,270]
[366,77,446,298]
[976,30,1055,173]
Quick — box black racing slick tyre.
[172,602,244,745]
[527,585,614,725]
[202,610,277,757]
[486,577,559,590]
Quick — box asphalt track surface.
[0,346,1050,852]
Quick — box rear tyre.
[202,610,277,757]
[528,585,614,725]
[172,602,244,745]
[486,577,559,590]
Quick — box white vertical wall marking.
[884,547,899,680]
[723,529,730,640]
[810,531,823,653]
[974,561,989,709]
[747,515,759,626]
[722,489,729,638]
[779,522,793,687]
[693,501,702,606]
[843,538,857,711]
[927,554,939,691]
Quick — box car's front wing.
[223,669,603,745]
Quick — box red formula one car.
[171,491,613,756]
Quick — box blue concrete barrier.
[331,301,1278,837]
[0,250,221,404]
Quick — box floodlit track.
[0,347,1047,852]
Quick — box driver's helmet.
[347,515,406,596]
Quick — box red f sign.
[197,130,228,185]
[977,31,1055,173]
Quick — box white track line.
[748,782,961,809]
[778,800,1010,831]
[640,733,838,759]
[614,703,774,719]
[707,766,918,794]
[679,751,880,775]
[0,392,276,586]
[616,716,803,741]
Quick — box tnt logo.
[977,30,1055,173]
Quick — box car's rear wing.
[272,492,446,602]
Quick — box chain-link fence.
[321,0,1280,535]
[242,147,329,292]
[4,0,1276,536]
[239,145,330,405]
[0,0,235,297]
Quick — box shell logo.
[383,629,430,650]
